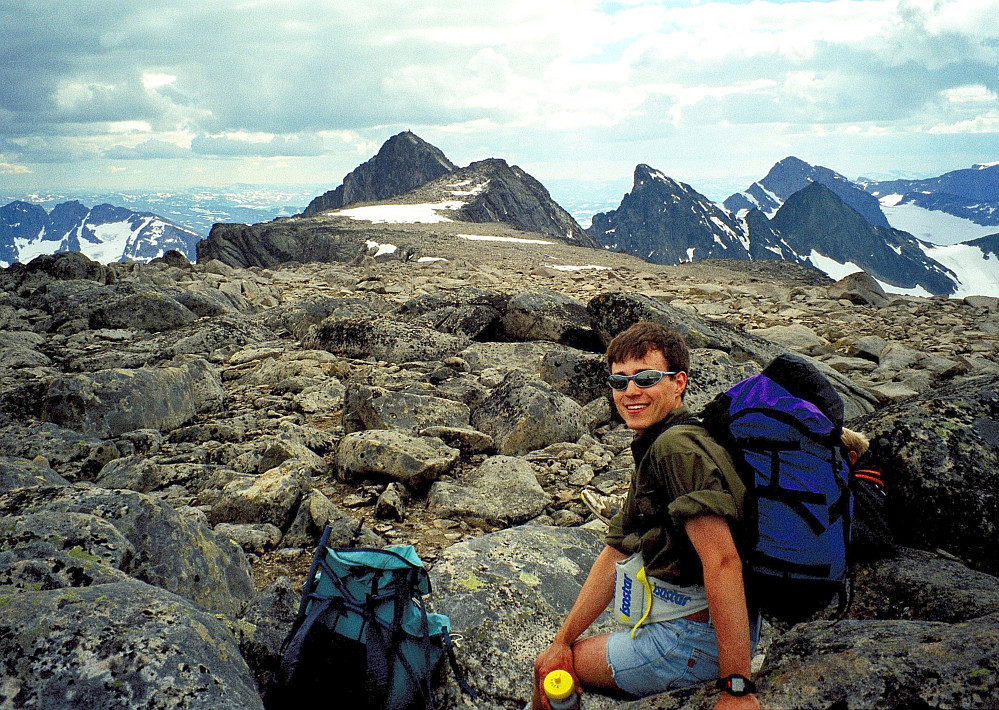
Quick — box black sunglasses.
[606,369,679,391]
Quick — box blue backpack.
[272,526,475,709]
[700,353,853,623]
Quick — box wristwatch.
[716,674,756,696]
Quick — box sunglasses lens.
[607,375,629,390]
[633,370,664,387]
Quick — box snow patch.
[879,193,904,207]
[923,242,999,298]
[334,201,464,224]
[458,234,553,245]
[686,247,696,262]
[544,264,611,272]
[365,240,398,258]
[808,249,937,297]
[417,256,448,263]
[882,202,998,245]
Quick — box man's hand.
[532,641,579,710]
[714,692,760,710]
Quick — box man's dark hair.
[606,321,690,374]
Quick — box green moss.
[56,590,84,605]
[970,668,990,680]
[0,597,10,607]
[67,546,101,565]
[456,573,486,591]
[518,572,541,587]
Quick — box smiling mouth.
[625,403,649,411]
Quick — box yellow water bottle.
[543,669,580,710]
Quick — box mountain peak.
[724,156,890,228]
[302,132,456,216]
[587,164,746,265]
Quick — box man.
[533,322,759,710]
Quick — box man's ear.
[674,371,688,399]
[848,450,858,466]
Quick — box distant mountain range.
[0,200,201,267]
[592,160,996,297]
[4,133,998,296]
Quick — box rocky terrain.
[2,223,999,709]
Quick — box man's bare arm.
[685,514,759,710]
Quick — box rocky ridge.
[2,235,999,709]
[301,131,457,217]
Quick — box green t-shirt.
[605,406,746,584]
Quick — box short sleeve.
[652,429,743,527]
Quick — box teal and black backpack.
[272,526,475,709]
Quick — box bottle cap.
[543,669,575,702]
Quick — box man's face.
[610,349,687,434]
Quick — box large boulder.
[348,385,471,433]
[335,430,460,486]
[827,270,890,307]
[42,359,225,438]
[395,287,508,339]
[586,292,783,366]
[501,290,602,350]
[89,291,199,332]
[539,348,609,406]
[0,456,71,492]
[429,525,611,710]
[853,374,999,576]
[303,316,470,363]
[849,547,999,623]
[428,455,551,527]
[755,615,999,708]
[0,483,254,617]
[471,375,587,456]
[0,580,264,710]
[209,460,310,530]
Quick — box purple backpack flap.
[700,353,852,623]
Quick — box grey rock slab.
[214,522,284,554]
[756,614,999,709]
[335,430,460,485]
[539,347,608,406]
[42,359,225,438]
[89,290,198,332]
[0,580,263,710]
[827,271,890,307]
[428,455,551,527]
[853,374,999,576]
[586,292,784,367]
[849,547,999,623]
[749,323,832,356]
[210,460,309,530]
[501,289,601,350]
[303,315,470,363]
[353,385,471,433]
[0,456,71,492]
[0,484,254,616]
[429,525,612,710]
[458,340,570,377]
[471,374,587,456]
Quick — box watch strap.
[716,674,757,696]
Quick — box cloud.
[2,0,998,189]
[104,139,191,160]
[190,133,325,157]
[0,161,32,175]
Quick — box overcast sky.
[2,0,998,202]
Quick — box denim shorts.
[605,615,760,697]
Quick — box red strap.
[853,471,884,486]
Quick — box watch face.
[730,677,747,693]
